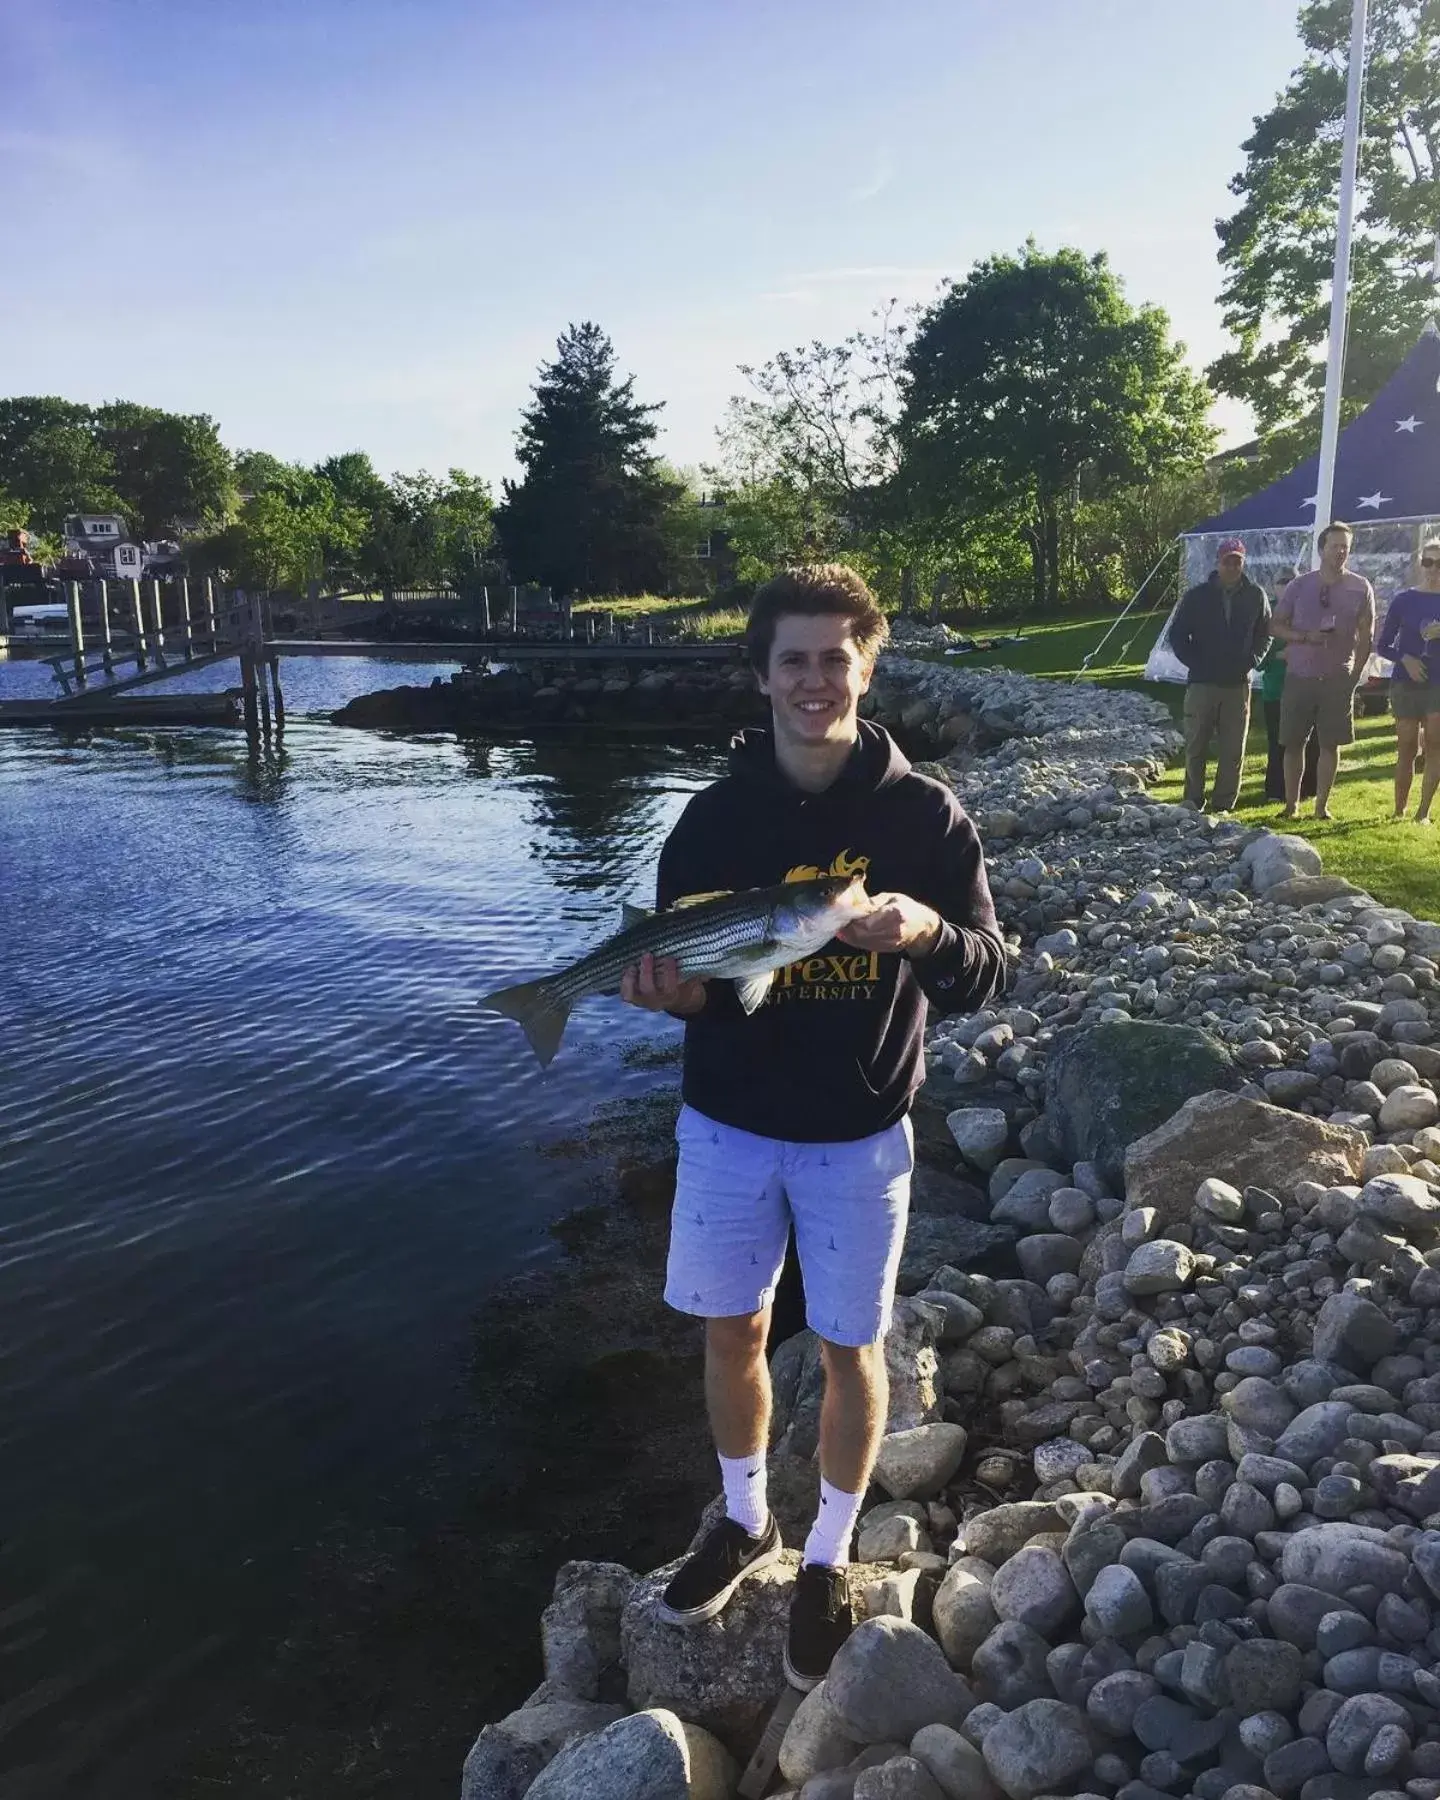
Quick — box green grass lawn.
[953,605,1437,918]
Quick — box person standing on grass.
[1169,537,1271,812]
[618,564,1006,1691]
[1259,568,1319,805]
[1376,537,1440,823]
[1269,521,1375,821]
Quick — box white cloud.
[849,148,895,202]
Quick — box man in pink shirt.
[1269,521,1376,820]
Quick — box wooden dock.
[269,638,741,663]
[0,692,241,729]
[1,575,743,738]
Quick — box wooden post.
[205,577,218,648]
[131,577,148,669]
[99,578,114,673]
[66,579,87,685]
[585,614,595,645]
[180,577,194,657]
[606,610,615,640]
[240,649,259,737]
[510,585,518,637]
[645,620,655,647]
[479,585,490,634]
[149,577,167,663]
[269,654,285,732]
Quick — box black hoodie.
[656,720,1006,1142]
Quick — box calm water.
[0,655,723,1797]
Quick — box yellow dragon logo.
[783,848,870,884]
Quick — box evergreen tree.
[497,323,687,597]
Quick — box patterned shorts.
[664,1104,913,1347]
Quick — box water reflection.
[0,686,722,1798]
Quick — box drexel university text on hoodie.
[656,721,1006,1142]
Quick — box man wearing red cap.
[1168,537,1271,812]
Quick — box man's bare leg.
[707,1310,771,1458]
[1314,746,1340,819]
[657,1310,779,1624]
[816,1339,887,1494]
[1283,746,1305,817]
[1395,717,1420,816]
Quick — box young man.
[1269,521,1376,820]
[620,565,1005,1689]
[1376,537,1440,822]
[1169,537,1271,812]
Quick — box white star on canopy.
[1396,416,1422,433]
[1301,495,1318,507]
[1357,491,1393,510]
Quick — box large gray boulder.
[541,1561,635,1700]
[981,1698,1093,1799]
[621,1552,794,1756]
[1045,1022,1240,1191]
[461,1699,627,1800]
[897,1216,1018,1294]
[826,1616,973,1744]
[1240,831,1323,893]
[524,1707,736,1800]
[1124,1092,1366,1227]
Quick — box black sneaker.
[784,1562,853,1690]
[655,1513,782,1625]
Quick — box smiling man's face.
[759,612,873,750]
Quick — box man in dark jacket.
[1169,536,1271,811]
[620,565,1005,1690]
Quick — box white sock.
[719,1451,768,1537]
[803,1477,865,1569]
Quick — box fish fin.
[478,979,570,1068]
[733,971,776,1015]
[670,889,734,909]
[620,901,652,927]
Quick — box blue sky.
[2,0,1306,485]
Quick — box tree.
[194,461,366,592]
[710,306,941,601]
[3,423,125,533]
[397,468,495,589]
[899,244,1214,610]
[1211,0,1440,443]
[93,403,233,537]
[498,322,688,597]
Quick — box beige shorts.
[1280,674,1356,748]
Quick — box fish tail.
[479,978,571,1068]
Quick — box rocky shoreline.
[331,658,771,738]
[460,655,1440,1800]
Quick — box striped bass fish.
[480,872,869,1067]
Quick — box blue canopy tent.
[1146,320,1440,683]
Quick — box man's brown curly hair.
[744,564,889,672]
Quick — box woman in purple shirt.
[1376,537,1440,822]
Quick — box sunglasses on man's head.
[1422,557,1440,569]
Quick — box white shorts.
[664,1104,914,1347]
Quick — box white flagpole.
[1311,0,1369,567]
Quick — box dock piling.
[65,580,87,686]
[149,578,167,664]
[130,578,148,670]
[98,579,115,673]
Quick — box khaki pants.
[1184,682,1250,811]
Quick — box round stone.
[1084,1563,1154,1637]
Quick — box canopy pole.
[1311,0,1369,566]
[1074,541,1178,682]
